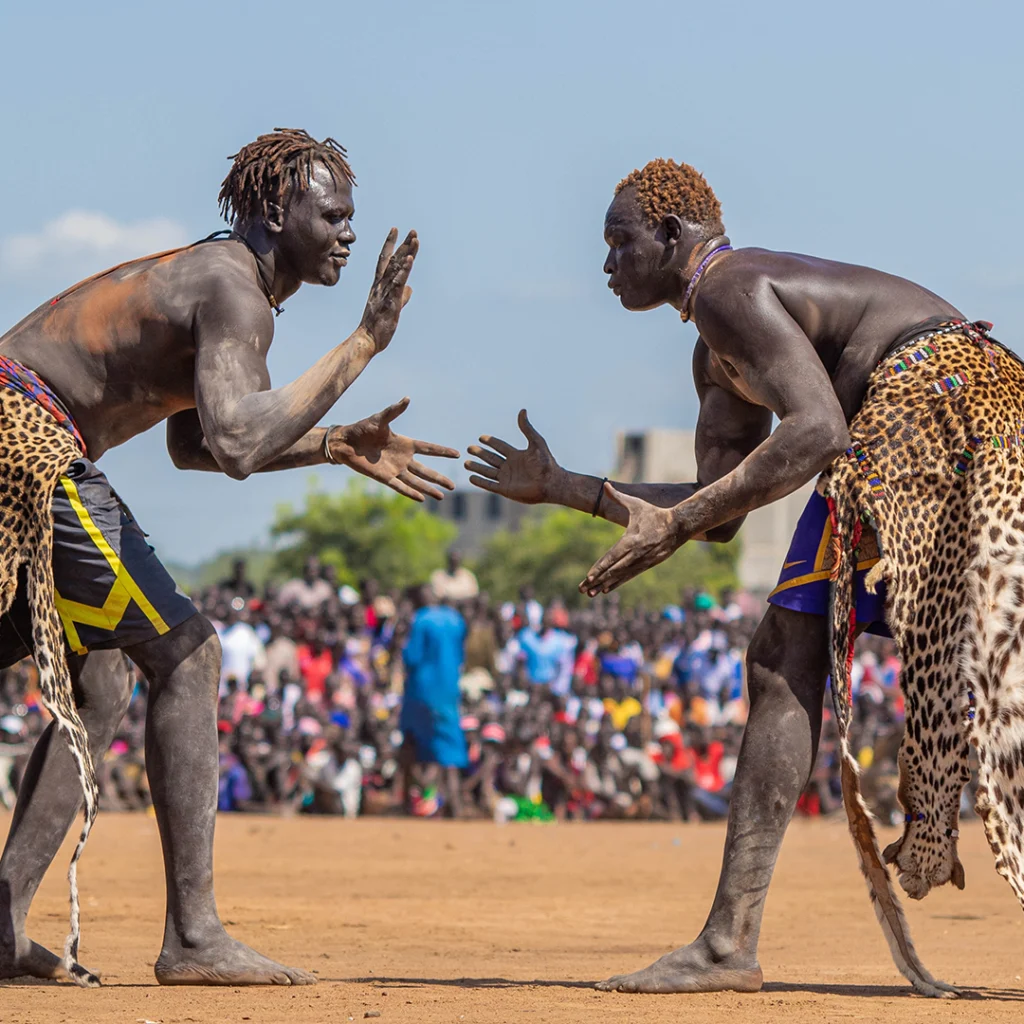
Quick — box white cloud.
[0,210,189,278]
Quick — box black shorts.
[0,459,197,670]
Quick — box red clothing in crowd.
[297,644,333,700]
[573,648,599,686]
[693,741,725,792]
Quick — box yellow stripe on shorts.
[53,475,170,651]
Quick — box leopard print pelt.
[822,321,1024,996]
[0,387,99,986]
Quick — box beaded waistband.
[0,355,87,456]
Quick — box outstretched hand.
[329,397,458,502]
[360,228,418,354]
[580,484,687,596]
[465,409,560,505]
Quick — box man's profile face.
[602,187,675,311]
[278,161,356,287]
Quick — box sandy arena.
[2,813,1023,1024]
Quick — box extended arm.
[168,395,458,501]
[193,231,417,480]
[465,411,698,529]
[669,290,849,538]
[582,283,850,594]
[464,369,771,538]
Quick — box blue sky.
[1,0,1022,562]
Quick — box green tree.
[473,507,738,608]
[271,478,458,590]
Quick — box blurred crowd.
[0,553,979,824]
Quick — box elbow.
[169,447,193,471]
[218,455,253,481]
[168,440,201,472]
[705,516,745,543]
[810,420,850,471]
[208,433,257,480]
[825,425,851,465]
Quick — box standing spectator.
[297,630,334,703]
[429,550,479,605]
[218,606,266,693]
[401,585,468,816]
[263,619,300,694]
[219,557,257,601]
[277,556,335,612]
[518,609,578,695]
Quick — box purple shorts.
[767,491,890,636]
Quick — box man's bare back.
[693,248,962,420]
[0,242,269,455]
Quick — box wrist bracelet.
[323,425,340,465]
[591,477,608,517]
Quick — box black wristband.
[591,477,608,517]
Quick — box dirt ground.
[2,813,1024,1024]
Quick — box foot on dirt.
[0,936,100,986]
[155,935,317,986]
[596,940,763,994]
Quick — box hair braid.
[218,128,356,225]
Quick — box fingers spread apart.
[413,439,460,459]
[464,460,498,480]
[466,445,504,469]
[469,474,501,494]
[408,460,455,490]
[478,434,518,458]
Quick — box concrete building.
[613,428,814,595]
[426,489,529,557]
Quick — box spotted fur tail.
[0,389,99,985]
[838,753,958,997]
[827,495,958,998]
[27,555,101,988]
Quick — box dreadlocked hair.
[218,128,356,226]
[616,159,723,232]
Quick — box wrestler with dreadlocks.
[0,128,457,986]
[470,159,1024,997]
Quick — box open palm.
[465,410,559,505]
[330,398,458,502]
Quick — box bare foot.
[0,935,100,987]
[596,939,763,994]
[155,935,316,986]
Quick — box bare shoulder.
[169,242,275,340]
[699,247,814,302]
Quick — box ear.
[660,214,685,247]
[264,203,285,235]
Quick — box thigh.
[746,604,831,693]
[51,459,198,656]
[67,649,133,721]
